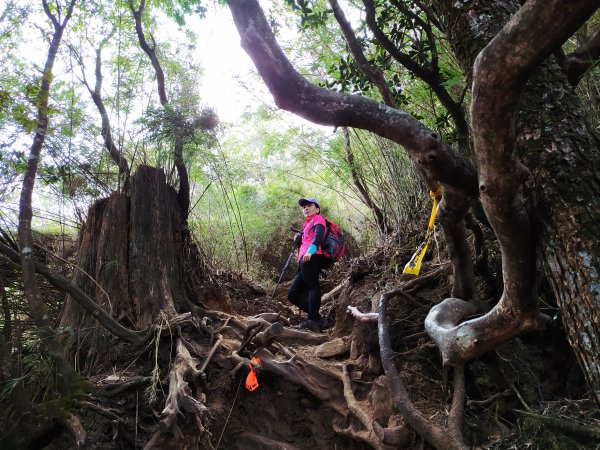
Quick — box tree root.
[158,338,209,435]
[225,315,411,449]
[63,413,86,448]
[321,281,346,304]
[378,290,468,450]
[347,305,378,323]
[467,388,512,407]
[424,297,550,365]
[514,409,600,441]
[339,364,410,449]
[78,400,121,420]
[401,265,448,292]
[99,375,151,397]
[237,431,302,449]
[199,337,222,377]
[247,316,328,346]
[142,430,162,450]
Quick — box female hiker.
[288,197,329,332]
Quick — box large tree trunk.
[60,165,190,366]
[433,0,600,403]
[527,65,600,405]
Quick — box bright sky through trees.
[192,4,270,122]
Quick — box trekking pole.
[265,227,301,311]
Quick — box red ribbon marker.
[245,357,261,392]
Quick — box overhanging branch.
[0,242,150,346]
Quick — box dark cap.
[298,198,320,208]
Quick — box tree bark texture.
[16,1,83,394]
[59,193,131,365]
[88,47,130,181]
[130,0,190,224]
[433,0,600,404]
[129,165,186,327]
[60,165,189,363]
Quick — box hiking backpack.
[321,219,346,264]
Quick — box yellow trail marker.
[403,186,442,276]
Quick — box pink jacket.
[298,214,326,261]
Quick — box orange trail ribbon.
[245,357,261,392]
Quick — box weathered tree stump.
[60,165,192,368]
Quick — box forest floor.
[7,234,600,450]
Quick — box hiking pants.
[288,254,324,321]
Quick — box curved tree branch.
[389,0,439,69]
[20,0,75,325]
[378,290,467,450]
[0,243,150,346]
[471,0,599,319]
[129,0,167,106]
[436,190,476,301]
[228,0,478,310]
[425,0,599,366]
[79,45,130,184]
[228,0,477,198]
[16,3,95,394]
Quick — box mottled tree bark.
[129,166,187,327]
[433,0,600,404]
[59,193,132,367]
[18,0,75,344]
[60,166,189,351]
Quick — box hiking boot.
[296,319,320,332]
[319,316,331,331]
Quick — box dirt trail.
[22,248,598,450]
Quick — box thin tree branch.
[0,243,150,346]
[228,0,478,199]
[129,0,190,223]
[129,0,167,105]
[19,0,76,343]
[343,127,389,232]
[362,0,469,150]
[328,0,397,108]
[80,45,131,181]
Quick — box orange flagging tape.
[245,357,261,392]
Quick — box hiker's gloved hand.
[294,233,302,247]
